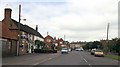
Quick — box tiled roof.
[0,22,17,40]
[70,42,86,44]
[11,19,44,38]
[44,35,53,39]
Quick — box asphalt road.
[40,51,119,65]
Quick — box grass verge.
[104,54,120,60]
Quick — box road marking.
[83,58,88,63]
[33,53,61,65]
[79,53,92,67]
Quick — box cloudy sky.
[0,0,119,42]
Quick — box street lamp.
[17,5,26,56]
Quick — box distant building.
[70,41,86,49]
[44,35,65,49]
[44,35,54,49]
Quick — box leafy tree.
[92,41,103,49]
[103,45,109,53]
[114,39,120,54]
[83,42,93,50]
[35,40,46,49]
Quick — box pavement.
[2,51,61,65]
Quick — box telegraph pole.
[17,5,21,56]
[107,23,110,40]
[64,35,65,41]
[107,23,110,53]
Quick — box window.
[47,39,51,42]
[22,41,24,51]
[22,32,25,35]
[31,35,33,40]
[2,40,6,51]
[60,41,63,44]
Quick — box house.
[2,8,44,55]
[70,41,86,49]
[44,35,54,49]
[0,22,18,57]
[44,35,65,49]
[34,25,44,49]
[56,38,65,46]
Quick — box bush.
[34,49,57,53]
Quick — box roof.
[70,41,86,44]
[0,22,17,40]
[44,35,53,39]
[11,19,44,38]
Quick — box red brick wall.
[44,35,53,49]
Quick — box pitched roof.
[70,41,86,44]
[11,19,44,38]
[44,35,53,39]
[0,22,17,40]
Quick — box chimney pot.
[36,25,38,32]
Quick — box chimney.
[5,8,12,19]
[36,25,38,32]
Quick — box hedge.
[34,49,57,53]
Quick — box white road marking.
[33,53,61,65]
[83,58,88,63]
[79,52,92,67]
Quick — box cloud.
[0,0,119,42]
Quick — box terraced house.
[1,8,44,56]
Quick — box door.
[8,41,12,54]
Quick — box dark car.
[91,49,96,55]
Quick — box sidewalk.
[2,51,61,65]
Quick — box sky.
[0,0,119,42]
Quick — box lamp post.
[17,5,21,56]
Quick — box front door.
[8,41,12,54]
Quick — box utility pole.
[107,23,110,40]
[47,32,49,36]
[17,5,21,56]
[64,35,65,41]
[107,23,110,53]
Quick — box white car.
[75,48,83,51]
[61,48,68,54]
[68,48,72,52]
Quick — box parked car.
[80,47,84,51]
[94,50,104,57]
[75,48,81,51]
[68,48,72,52]
[91,49,96,55]
[75,48,83,51]
[61,48,68,54]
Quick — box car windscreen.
[95,50,103,52]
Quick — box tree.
[114,39,120,55]
[92,41,103,49]
[83,42,92,50]
[35,40,46,49]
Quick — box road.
[2,51,119,67]
[40,51,118,66]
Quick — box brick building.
[70,41,86,49]
[44,35,54,49]
[0,22,18,57]
[44,35,65,49]
[1,8,43,56]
